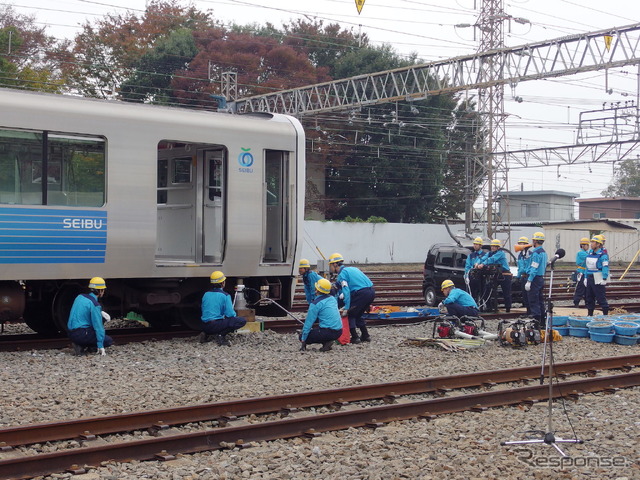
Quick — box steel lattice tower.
[476,0,507,238]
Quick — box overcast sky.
[7,0,640,199]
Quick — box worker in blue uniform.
[67,277,113,356]
[524,232,548,328]
[299,278,344,352]
[439,279,479,317]
[299,258,323,304]
[573,237,590,307]
[199,271,247,346]
[329,252,375,344]
[585,234,609,316]
[477,239,512,313]
[516,236,532,314]
[464,237,485,304]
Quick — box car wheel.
[423,286,436,306]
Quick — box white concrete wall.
[301,221,540,264]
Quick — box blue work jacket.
[201,288,237,322]
[336,266,373,310]
[481,249,510,272]
[301,294,343,342]
[67,293,107,348]
[585,248,609,279]
[302,270,323,304]
[527,246,548,281]
[443,288,478,308]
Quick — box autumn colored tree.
[171,27,331,108]
[0,5,65,92]
[64,0,213,98]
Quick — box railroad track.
[291,268,640,311]
[1,354,639,479]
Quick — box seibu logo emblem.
[63,218,104,229]
[238,147,254,173]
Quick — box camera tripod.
[501,256,582,456]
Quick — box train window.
[173,157,192,184]
[157,159,168,204]
[0,129,105,206]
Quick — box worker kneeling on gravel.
[439,279,480,317]
[67,277,114,356]
[199,271,247,346]
[299,278,344,352]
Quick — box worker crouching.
[439,279,480,317]
[67,277,114,356]
[299,278,343,352]
[199,271,247,346]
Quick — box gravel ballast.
[1,319,639,479]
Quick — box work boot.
[603,308,609,315]
[197,332,208,344]
[72,343,84,356]
[320,341,333,352]
[349,328,361,344]
[216,334,231,347]
[360,326,371,342]
[587,310,594,317]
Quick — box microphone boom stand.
[501,256,583,456]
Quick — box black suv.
[422,243,521,308]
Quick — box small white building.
[497,190,576,223]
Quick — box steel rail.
[1,372,639,480]
[1,355,638,448]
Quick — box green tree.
[602,159,640,197]
[120,28,198,104]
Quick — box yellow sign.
[355,0,365,14]
[604,35,613,51]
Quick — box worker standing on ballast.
[573,237,590,308]
[67,277,113,356]
[299,258,323,304]
[516,236,532,315]
[464,237,485,304]
[329,253,375,344]
[199,271,247,346]
[585,234,609,316]
[524,232,548,329]
[299,279,343,352]
[477,239,512,313]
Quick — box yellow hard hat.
[329,253,344,264]
[518,236,529,244]
[532,232,545,241]
[473,237,483,245]
[580,237,590,245]
[210,271,226,284]
[315,278,331,294]
[591,234,605,244]
[88,277,106,289]
[299,258,311,268]
[441,279,455,291]
[490,239,502,247]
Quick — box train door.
[156,151,195,260]
[262,150,289,263]
[156,142,225,264]
[202,149,225,263]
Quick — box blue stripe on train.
[0,207,107,264]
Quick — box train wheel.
[23,288,59,335]
[143,309,180,329]
[177,292,203,331]
[52,283,83,333]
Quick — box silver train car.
[0,89,305,334]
